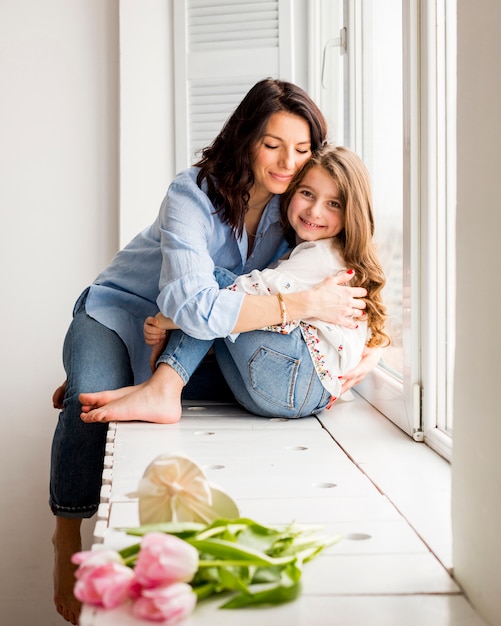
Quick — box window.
[119,0,456,459]
[310,0,456,459]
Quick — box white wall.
[452,1,501,624]
[1,1,501,625]
[118,0,175,246]
[0,1,119,624]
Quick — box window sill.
[318,392,452,570]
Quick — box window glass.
[358,1,404,378]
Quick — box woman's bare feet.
[53,517,82,625]
[80,364,184,424]
[79,382,146,413]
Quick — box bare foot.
[80,364,183,424]
[53,517,82,625]
[79,382,146,413]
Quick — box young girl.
[217,145,390,404]
[119,145,389,415]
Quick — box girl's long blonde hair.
[280,145,390,348]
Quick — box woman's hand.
[308,270,367,328]
[339,346,382,394]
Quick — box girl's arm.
[338,345,383,394]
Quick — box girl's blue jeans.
[50,274,329,518]
[156,268,330,417]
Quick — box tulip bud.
[72,549,123,579]
[74,561,135,609]
[132,582,197,624]
[134,532,199,588]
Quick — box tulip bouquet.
[73,517,340,623]
[73,455,341,623]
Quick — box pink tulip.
[132,582,197,623]
[74,561,135,609]
[72,549,123,579]
[134,532,199,587]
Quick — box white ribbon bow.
[133,454,239,525]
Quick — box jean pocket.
[248,346,299,409]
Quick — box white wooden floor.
[80,395,487,626]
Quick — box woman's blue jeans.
[49,297,133,518]
[49,295,232,519]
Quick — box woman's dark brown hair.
[195,78,328,238]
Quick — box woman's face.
[287,165,345,244]
[249,112,311,207]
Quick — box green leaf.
[192,582,219,601]
[118,542,141,563]
[218,567,252,593]
[188,538,293,567]
[219,580,302,609]
[120,517,343,609]
[123,521,204,537]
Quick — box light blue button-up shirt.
[82,167,290,382]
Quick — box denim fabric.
[215,327,331,418]
[156,267,238,385]
[157,266,330,418]
[49,297,232,518]
[183,352,235,402]
[157,330,215,385]
[49,296,134,518]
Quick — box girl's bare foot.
[53,517,82,625]
[80,364,183,424]
[79,382,146,413]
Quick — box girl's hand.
[339,346,382,394]
[310,271,367,328]
[144,316,167,346]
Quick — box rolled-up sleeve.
[155,170,246,340]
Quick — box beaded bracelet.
[276,292,288,326]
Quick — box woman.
[50,78,377,624]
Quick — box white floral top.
[226,239,369,397]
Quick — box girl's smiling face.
[287,165,345,244]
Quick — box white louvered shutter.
[173,0,293,169]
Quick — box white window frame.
[310,0,455,460]
[419,0,456,459]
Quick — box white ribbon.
[132,454,239,525]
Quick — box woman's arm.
[146,269,365,343]
[233,272,366,333]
